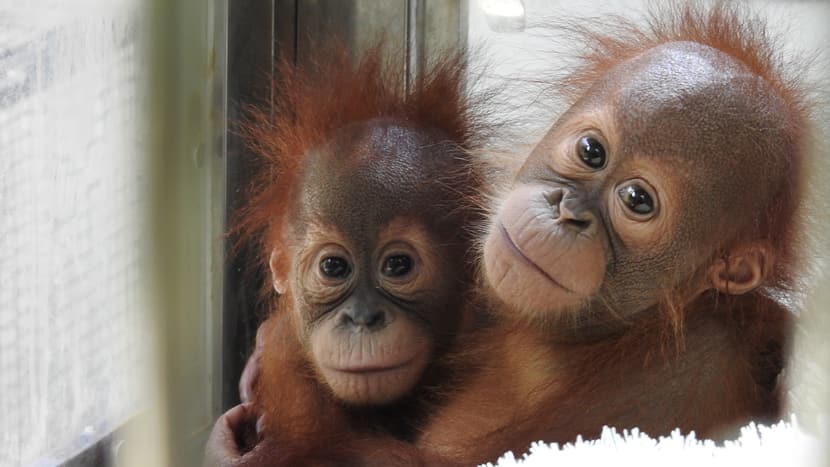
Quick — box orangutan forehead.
[337,118,449,154]
[613,42,755,131]
[297,119,460,235]
[305,119,456,180]
[598,42,789,173]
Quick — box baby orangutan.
[204,46,491,466]
[297,4,809,466]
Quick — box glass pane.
[0,1,149,465]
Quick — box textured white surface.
[488,418,825,467]
[0,2,149,465]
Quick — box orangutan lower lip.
[498,223,574,294]
[329,357,414,374]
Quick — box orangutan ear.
[269,248,288,295]
[708,242,773,295]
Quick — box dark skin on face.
[272,121,469,406]
[205,119,481,466]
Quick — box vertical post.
[138,0,228,464]
[405,0,422,91]
[223,0,278,412]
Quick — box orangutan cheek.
[483,229,584,315]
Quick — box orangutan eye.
[381,255,413,277]
[320,256,351,279]
[618,184,655,216]
[577,136,606,169]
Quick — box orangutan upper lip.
[498,223,574,293]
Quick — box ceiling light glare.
[479,0,526,32]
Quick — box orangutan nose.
[544,188,595,234]
[341,306,387,331]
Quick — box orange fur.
[221,4,811,466]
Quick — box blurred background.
[0,1,826,466]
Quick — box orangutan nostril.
[565,217,591,231]
[543,189,564,207]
